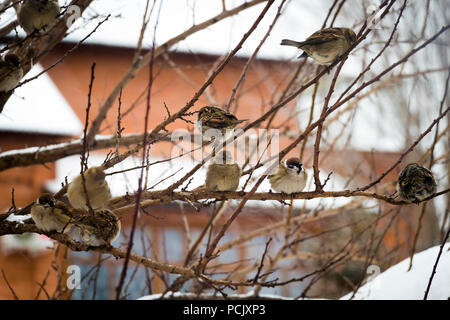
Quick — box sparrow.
[67,166,111,210]
[17,0,60,34]
[269,157,308,194]
[397,163,437,203]
[280,27,357,65]
[72,209,121,246]
[197,106,246,140]
[0,53,23,92]
[30,193,74,233]
[205,150,241,191]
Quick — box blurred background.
[0,0,448,299]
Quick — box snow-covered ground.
[341,243,450,300]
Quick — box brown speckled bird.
[73,209,121,246]
[197,106,246,139]
[281,27,357,64]
[17,0,60,34]
[397,163,437,203]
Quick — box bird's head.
[198,106,224,120]
[85,166,106,182]
[285,157,303,175]
[198,106,214,119]
[344,28,357,43]
[37,193,55,207]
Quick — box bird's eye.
[400,180,407,186]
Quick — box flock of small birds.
[30,166,120,247]
[3,2,438,244]
[198,106,438,203]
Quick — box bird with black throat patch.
[30,193,75,233]
[269,157,308,194]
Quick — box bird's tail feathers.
[280,39,305,48]
[235,119,248,124]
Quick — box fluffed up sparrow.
[67,166,111,211]
[17,0,60,34]
[72,209,121,246]
[205,150,241,191]
[197,106,246,140]
[269,157,308,194]
[30,193,74,233]
[397,163,437,203]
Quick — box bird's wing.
[302,28,343,46]
[422,167,434,178]
[269,164,286,177]
[301,34,339,46]
[420,168,436,190]
[203,113,231,128]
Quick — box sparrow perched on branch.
[73,209,121,246]
[30,193,74,233]
[269,157,308,194]
[0,53,23,92]
[281,27,357,65]
[67,166,111,210]
[17,0,60,34]
[197,106,246,139]
[205,150,241,191]
[397,163,437,203]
